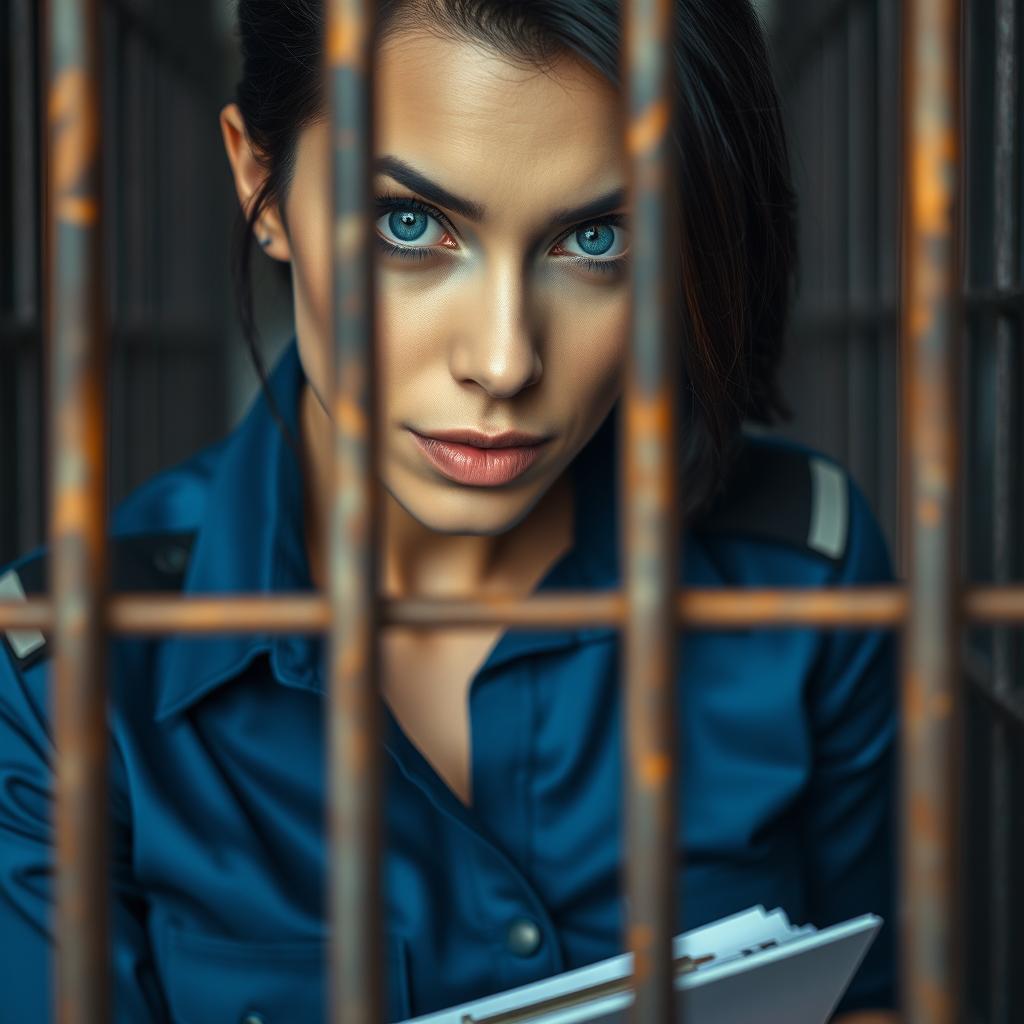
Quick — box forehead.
[373,29,626,222]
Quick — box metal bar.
[877,0,903,562]
[325,3,382,1024]
[846,1,879,500]
[964,285,1024,313]
[899,0,963,1019]
[14,582,1024,633]
[11,0,39,322]
[46,0,110,1021]
[0,587,927,633]
[789,285,1024,342]
[988,0,1020,1017]
[621,1,680,1022]
[964,647,1024,736]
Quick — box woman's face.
[284,29,630,535]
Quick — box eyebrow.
[373,155,627,228]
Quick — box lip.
[409,428,552,486]
[415,427,550,448]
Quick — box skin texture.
[219,29,899,1024]
[222,29,631,603]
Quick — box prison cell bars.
[769,30,1024,995]
[0,0,976,1022]
[620,2,681,1022]
[46,2,111,1024]
[326,2,383,1021]
[987,0,1020,1021]
[899,1,963,1020]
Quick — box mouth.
[408,427,553,486]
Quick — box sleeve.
[0,639,171,1023]
[799,475,900,1017]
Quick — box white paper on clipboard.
[398,906,882,1024]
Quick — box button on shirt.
[0,340,898,1022]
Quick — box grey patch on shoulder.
[807,457,849,560]
[0,569,47,660]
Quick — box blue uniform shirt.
[0,339,898,1023]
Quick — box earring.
[258,236,271,249]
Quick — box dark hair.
[231,0,797,515]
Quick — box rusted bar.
[325,2,382,1024]
[16,582,1024,635]
[112,586,907,631]
[988,0,1019,1017]
[0,586,916,633]
[46,0,110,1022]
[899,0,963,1020]
[964,586,1024,622]
[621,1,680,1022]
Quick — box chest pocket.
[161,925,412,1024]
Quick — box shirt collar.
[153,340,314,721]
[152,337,624,722]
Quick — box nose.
[449,258,542,398]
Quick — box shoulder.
[0,436,227,677]
[690,431,894,583]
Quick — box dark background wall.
[2,1,1022,1019]
[0,0,251,562]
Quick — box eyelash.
[372,191,629,275]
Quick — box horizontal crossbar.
[0,583,1021,634]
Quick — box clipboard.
[398,906,882,1024]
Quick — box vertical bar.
[877,0,902,556]
[11,0,39,322]
[847,3,880,502]
[622,1,680,1022]
[46,0,110,1022]
[989,0,1019,1019]
[9,0,46,560]
[326,3,382,1024]
[899,0,963,1021]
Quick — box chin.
[386,474,544,536]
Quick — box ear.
[219,102,292,262]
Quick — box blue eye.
[577,224,614,255]
[389,209,429,242]
[375,198,450,250]
[374,192,626,276]
[557,221,629,262]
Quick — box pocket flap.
[161,926,411,1024]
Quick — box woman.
[0,1,899,1021]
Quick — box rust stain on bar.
[621,1,680,1022]
[46,1,110,1022]
[0,584,916,633]
[325,2,382,1024]
[899,0,963,1021]
[25,581,1024,635]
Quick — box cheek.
[547,288,630,397]
[286,199,333,398]
[374,273,453,392]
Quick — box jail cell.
[769,0,1024,1020]
[0,1,1017,1023]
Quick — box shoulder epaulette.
[0,531,198,674]
[691,437,849,564]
